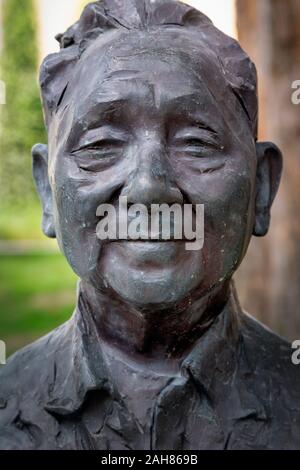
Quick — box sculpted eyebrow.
[80,98,129,126]
[166,94,220,135]
[194,121,218,135]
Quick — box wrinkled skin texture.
[0,0,299,451]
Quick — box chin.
[102,263,204,308]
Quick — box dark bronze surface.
[0,0,299,450]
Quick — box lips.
[108,215,196,242]
[108,239,186,264]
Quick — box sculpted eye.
[172,126,222,157]
[176,136,220,156]
[184,138,207,147]
[72,138,124,153]
[71,134,127,171]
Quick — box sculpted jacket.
[0,286,300,450]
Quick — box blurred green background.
[0,0,78,356]
[0,253,77,355]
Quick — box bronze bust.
[0,0,299,450]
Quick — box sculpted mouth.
[110,238,189,242]
[95,197,203,242]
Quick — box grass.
[0,252,78,356]
[0,202,45,240]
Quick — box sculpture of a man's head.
[32,0,282,310]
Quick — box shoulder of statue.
[239,311,300,404]
[0,319,73,440]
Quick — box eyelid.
[173,127,219,142]
[74,138,124,152]
[71,127,128,152]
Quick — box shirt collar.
[181,284,269,423]
[44,286,112,416]
[44,282,268,423]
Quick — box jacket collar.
[44,282,268,423]
[181,285,269,423]
[44,286,112,416]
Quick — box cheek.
[51,154,137,280]
[204,173,254,279]
[203,175,252,282]
[50,158,125,278]
[176,164,255,286]
[53,159,124,221]
[51,180,101,278]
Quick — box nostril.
[169,186,184,204]
[124,178,183,206]
[122,159,184,205]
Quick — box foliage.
[0,0,46,218]
[0,253,78,355]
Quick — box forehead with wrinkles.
[40,1,257,137]
[53,30,246,143]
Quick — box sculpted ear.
[32,143,56,239]
[253,142,283,237]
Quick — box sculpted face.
[33,29,282,309]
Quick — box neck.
[78,279,233,371]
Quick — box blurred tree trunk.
[235,0,300,340]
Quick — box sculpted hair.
[39,0,258,138]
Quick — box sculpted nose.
[122,142,183,206]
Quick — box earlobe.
[253,142,283,237]
[32,143,56,239]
